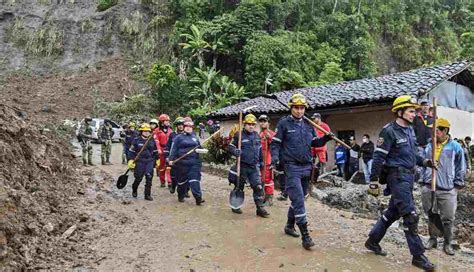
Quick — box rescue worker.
[366,95,436,271]
[98,119,114,165]
[311,113,331,174]
[422,118,466,256]
[156,114,172,188]
[169,117,205,205]
[128,123,158,201]
[123,122,138,163]
[165,117,185,194]
[347,136,361,178]
[258,114,276,206]
[414,98,434,182]
[78,117,94,166]
[270,93,334,249]
[228,114,270,217]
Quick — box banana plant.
[179,24,211,68]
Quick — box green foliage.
[317,62,344,85]
[201,132,233,164]
[460,32,474,59]
[97,0,118,12]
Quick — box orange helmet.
[159,114,170,122]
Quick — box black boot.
[132,181,139,198]
[132,188,137,198]
[365,237,387,256]
[195,196,204,206]
[185,191,191,198]
[412,255,435,271]
[424,237,437,250]
[297,223,315,250]
[144,183,153,201]
[443,223,455,256]
[169,184,176,194]
[178,195,185,202]
[284,218,300,238]
[256,205,270,218]
[232,208,242,214]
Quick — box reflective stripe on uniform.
[189,179,200,183]
[375,147,389,154]
[272,137,282,143]
[295,213,306,218]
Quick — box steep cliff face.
[0,0,171,76]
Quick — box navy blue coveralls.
[228,130,264,207]
[165,131,183,191]
[128,135,158,196]
[169,132,203,200]
[369,121,426,257]
[124,130,138,159]
[270,116,330,225]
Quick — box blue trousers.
[238,166,264,206]
[132,160,155,191]
[175,163,202,199]
[368,171,425,256]
[285,163,312,225]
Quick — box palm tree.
[179,24,210,69]
[264,72,273,94]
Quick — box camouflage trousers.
[81,141,93,165]
[101,139,112,164]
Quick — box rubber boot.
[277,192,288,201]
[256,205,270,218]
[443,223,455,256]
[365,237,387,256]
[195,196,204,206]
[169,185,176,194]
[424,237,437,250]
[101,157,106,165]
[106,154,112,165]
[132,182,139,198]
[160,183,166,188]
[412,255,436,271]
[263,194,273,206]
[284,218,300,238]
[232,208,242,214]
[144,183,153,201]
[297,223,315,250]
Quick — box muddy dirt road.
[79,143,473,271]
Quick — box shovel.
[428,97,444,236]
[116,135,153,189]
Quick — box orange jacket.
[153,127,172,153]
[311,121,331,156]
[260,129,275,166]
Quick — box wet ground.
[77,143,473,271]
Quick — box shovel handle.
[431,97,437,192]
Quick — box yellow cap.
[437,118,450,128]
[392,95,420,112]
[243,114,257,124]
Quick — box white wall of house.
[438,106,474,139]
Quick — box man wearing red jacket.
[311,113,331,175]
[153,114,172,187]
[258,115,276,206]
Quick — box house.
[209,61,473,168]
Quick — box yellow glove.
[128,160,135,170]
[156,159,160,168]
[368,182,381,197]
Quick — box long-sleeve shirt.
[227,130,263,168]
[423,138,466,190]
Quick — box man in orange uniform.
[311,113,331,174]
[154,114,172,187]
[258,115,276,206]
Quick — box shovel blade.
[116,174,129,189]
[428,212,444,237]
[229,190,245,209]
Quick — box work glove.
[326,132,336,138]
[127,160,136,170]
[368,182,381,197]
[422,159,437,169]
[195,148,209,154]
[156,159,160,168]
[234,149,242,157]
[168,160,174,167]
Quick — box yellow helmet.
[128,122,136,128]
[149,119,159,125]
[437,118,450,128]
[392,95,420,112]
[243,114,257,124]
[138,123,152,132]
[288,93,308,108]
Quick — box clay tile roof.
[210,61,472,119]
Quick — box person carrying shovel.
[366,95,437,271]
[127,123,159,201]
[422,118,466,255]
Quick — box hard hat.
[174,117,185,126]
[183,117,194,127]
[419,98,429,105]
[437,118,451,128]
[312,113,321,119]
[243,114,257,124]
[138,123,152,132]
[258,115,269,122]
[159,114,170,122]
[391,95,420,112]
[288,93,308,108]
[129,122,136,128]
[150,119,159,125]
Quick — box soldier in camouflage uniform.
[99,120,114,165]
[78,118,94,166]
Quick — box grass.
[97,0,118,12]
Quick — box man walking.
[360,134,374,183]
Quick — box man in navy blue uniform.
[128,123,159,201]
[164,117,185,194]
[169,117,205,205]
[228,113,269,217]
[123,122,138,162]
[270,93,333,250]
[366,95,436,271]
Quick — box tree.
[317,62,344,85]
[179,24,210,68]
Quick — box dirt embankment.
[0,57,138,125]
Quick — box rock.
[312,189,328,201]
[61,225,77,239]
[43,223,54,233]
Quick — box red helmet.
[159,114,170,122]
[183,117,194,127]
